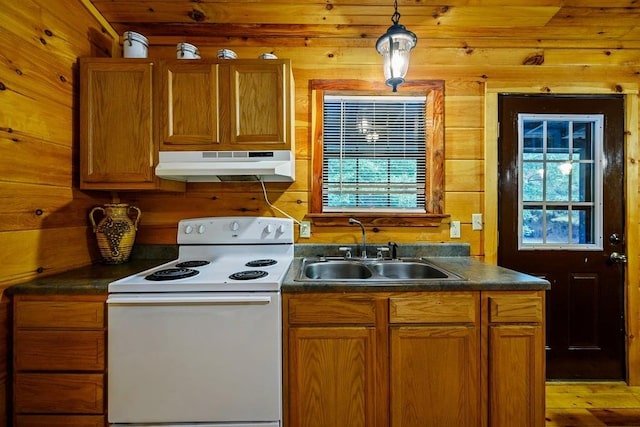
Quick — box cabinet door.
[390,325,480,427]
[228,62,290,148]
[487,325,544,427]
[159,61,221,148]
[288,326,377,427]
[484,292,545,427]
[80,60,155,189]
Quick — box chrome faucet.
[348,218,367,258]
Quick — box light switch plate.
[472,213,483,230]
[299,221,311,238]
[450,221,461,239]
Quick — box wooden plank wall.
[127,40,639,257]
[0,1,116,287]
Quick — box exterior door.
[497,95,626,380]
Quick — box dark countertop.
[7,259,170,295]
[282,256,551,292]
[7,243,550,295]
[7,245,177,295]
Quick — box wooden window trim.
[308,79,447,227]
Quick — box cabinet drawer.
[15,301,104,329]
[487,295,543,323]
[15,330,105,371]
[288,296,376,324]
[390,293,478,324]
[14,373,103,414]
[15,414,105,427]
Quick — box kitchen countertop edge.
[6,259,172,295]
[6,244,550,295]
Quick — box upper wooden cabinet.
[79,58,183,191]
[159,61,221,147]
[159,59,293,151]
[79,58,294,191]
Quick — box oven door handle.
[107,295,273,305]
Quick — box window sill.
[306,213,450,227]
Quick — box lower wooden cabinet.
[285,295,379,427]
[13,295,107,427]
[484,291,545,427]
[284,290,545,427]
[389,293,480,427]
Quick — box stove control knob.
[197,224,206,234]
[231,221,240,231]
[265,224,273,234]
[184,225,194,234]
[277,224,285,234]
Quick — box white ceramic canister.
[177,42,201,59]
[123,31,148,58]
[258,53,278,59]
[217,48,237,59]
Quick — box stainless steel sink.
[296,257,463,282]
[303,261,373,280]
[369,261,449,279]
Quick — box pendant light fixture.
[375,0,417,92]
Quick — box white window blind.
[322,95,427,212]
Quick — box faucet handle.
[388,241,399,259]
[338,247,352,259]
[376,247,390,259]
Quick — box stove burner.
[145,268,200,281]
[229,270,268,280]
[245,259,277,267]
[175,260,211,268]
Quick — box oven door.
[107,292,281,426]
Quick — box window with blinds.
[322,95,427,212]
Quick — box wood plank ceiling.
[88,0,640,47]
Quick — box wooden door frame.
[483,83,639,385]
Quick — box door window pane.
[546,207,570,244]
[522,162,544,202]
[518,114,603,250]
[546,166,570,202]
[546,121,570,159]
[522,206,544,244]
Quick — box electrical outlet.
[472,213,483,230]
[299,221,311,238]
[450,221,461,239]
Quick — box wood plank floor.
[546,382,640,426]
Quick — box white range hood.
[155,150,295,182]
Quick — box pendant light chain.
[392,0,401,25]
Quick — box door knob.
[609,252,628,263]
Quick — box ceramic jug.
[89,203,141,264]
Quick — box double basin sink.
[296,257,463,282]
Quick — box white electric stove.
[107,216,294,427]
[109,216,294,293]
